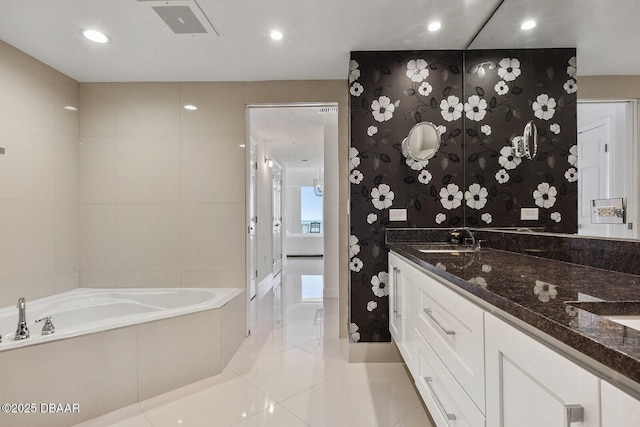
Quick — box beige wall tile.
[79,83,116,137]
[181,134,245,204]
[179,82,246,136]
[78,136,117,203]
[116,135,181,203]
[79,204,117,272]
[115,83,180,136]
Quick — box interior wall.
[349,48,577,342]
[0,40,80,303]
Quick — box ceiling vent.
[318,106,338,114]
[139,0,219,35]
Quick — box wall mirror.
[401,121,441,161]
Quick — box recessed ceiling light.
[81,29,111,44]
[183,104,198,111]
[270,30,283,40]
[521,20,536,30]
[428,22,442,32]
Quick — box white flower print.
[350,82,364,97]
[568,144,578,167]
[367,213,378,224]
[567,56,577,78]
[349,323,360,343]
[551,212,562,223]
[437,125,447,135]
[534,280,558,303]
[494,80,509,95]
[349,60,360,83]
[532,94,557,120]
[349,147,360,171]
[482,264,492,273]
[367,301,378,312]
[406,157,429,171]
[563,79,577,94]
[371,96,397,122]
[418,169,432,184]
[533,182,558,209]
[440,95,463,122]
[498,58,522,82]
[349,235,361,258]
[481,212,493,224]
[350,257,363,272]
[498,146,522,170]
[371,183,395,210]
[495,168,510,184]
[350,169,364,184]
[406,59,429,82]
[550,123,561,134]
[367,125,378,136]
[464,95,488,121]
[481,124,492,135]
[564,167,577,183]
[371,272,389,297]
[465,183,489,210]
[439,183,463,210]
[418,81,433,96]
[468,277,488,289]
[435,212,446,224]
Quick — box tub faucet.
[14,297,30,340]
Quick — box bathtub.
[0,287,246,427]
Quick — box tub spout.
[14,297,30,340]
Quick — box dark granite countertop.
[387,241,640,389]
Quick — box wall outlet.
[389,209,407,221]
[596,206,616,217]
[520,207,539,220]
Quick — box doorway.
[577,100,638,239]
[245,103,339,336]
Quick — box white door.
[272,164,283,276]
[247,137,258,300]
[577,119,610,236]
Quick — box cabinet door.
[485,313,600,427]
[388,253,418,371]
[601,381,640,427]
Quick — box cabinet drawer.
[415,328,485,427]
[415,271,485,411]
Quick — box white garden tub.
[0,287,246,427]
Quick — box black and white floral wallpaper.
[349,48,577,343]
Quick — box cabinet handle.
[424,309,455,336]
[424,377,456,421]
[565,404,584,426]
[393,267,400,318]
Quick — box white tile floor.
[76,258,433,427]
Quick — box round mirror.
[401,121,441,161]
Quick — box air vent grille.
[140,0,218,36]
[318,107,338,113]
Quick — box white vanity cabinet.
[485,313,601,427]
[601,381,640,426]
[388,252,420,372]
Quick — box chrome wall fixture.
[511,120,538,160]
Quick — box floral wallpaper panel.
[349,49,577,343]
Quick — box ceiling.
[0,0,639,83]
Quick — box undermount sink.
[410,243,480,254]
[603,315,640,330]
[567,301,640,331]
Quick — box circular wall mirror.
[401,121,441,161]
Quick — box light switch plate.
[389,209,407,221]
[520,207,539,220]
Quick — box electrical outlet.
[520,207,539,220]
[389,209,407,221]
[596,206,616,217]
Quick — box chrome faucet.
[14,297,30,340]
[450,228,476,247]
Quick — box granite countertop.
[387,241,640,387]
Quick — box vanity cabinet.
[601,381,640,426]
[388,252,420,372]
[485,313,601,427]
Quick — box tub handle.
[36,316,55,336]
